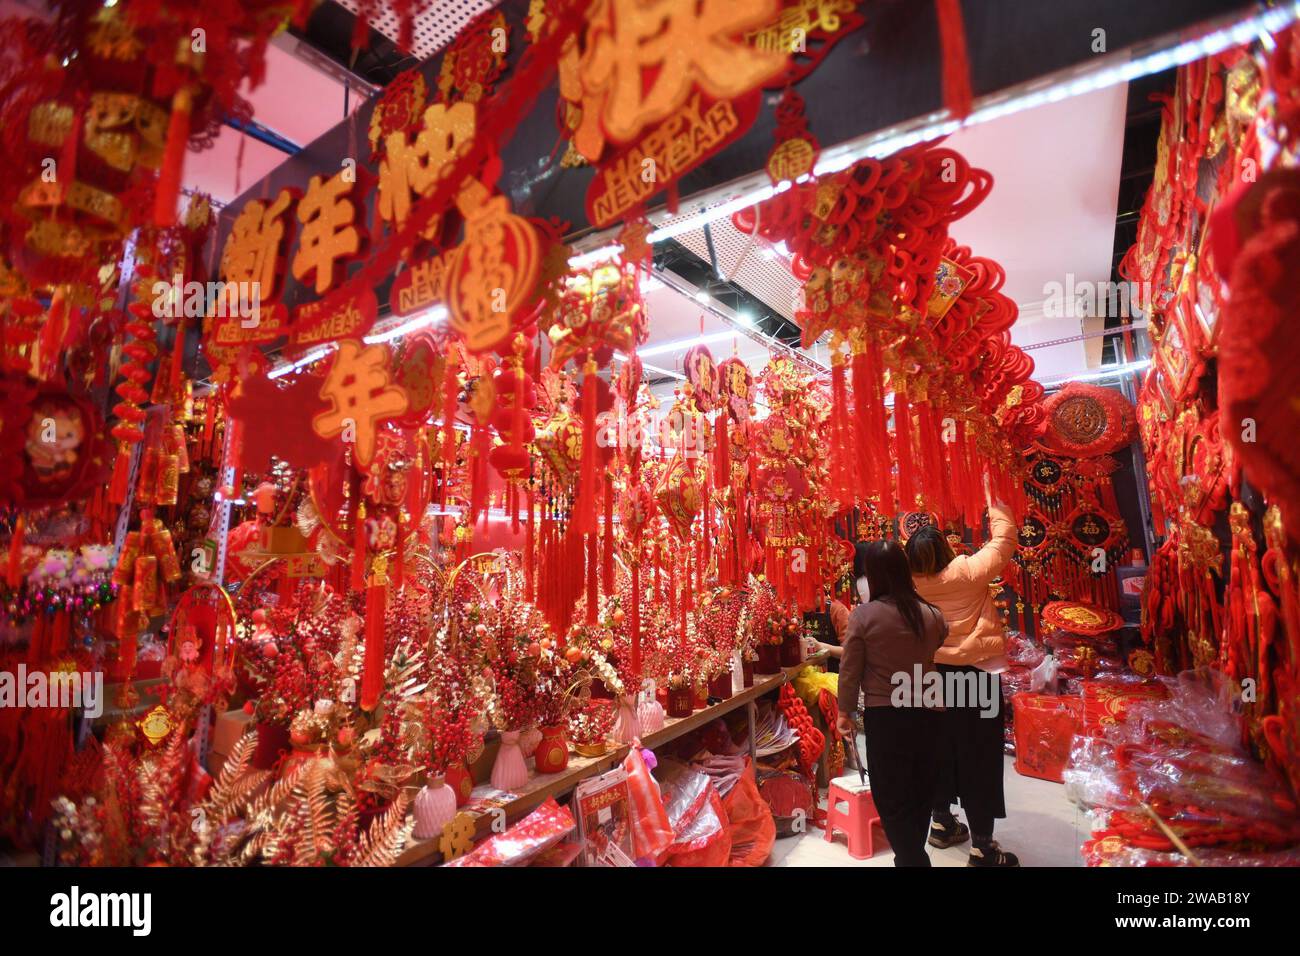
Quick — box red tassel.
[351,499,367,593]
[7,514,26,589]
[586,528,599,624]
[393,510,405,592]
[525,490,535,603]
[154,86,193,227]
[894,389,917,511]
[602,471,614,595]
[360,567,388,712]
[576,360,599,534]
[935,0,973,118]
[510,361,527,533]
[830,358,852,505]
[630,561,642,680]
[849,350,874,502]
[441,350,460,468]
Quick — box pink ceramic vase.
[491,730,529,790]
[412,778,457,840]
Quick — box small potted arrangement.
[662,642,698,718]
[413,642,483,835]
[532,648,584,775]
[748,582,785,675]
[779,613,805,667]
[567,699,616,757]
[696,587,744,700]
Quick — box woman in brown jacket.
[836,540,947,866]
[906,497,1020,867]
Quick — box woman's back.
[838,598,948,709]
[912,504,1016,666]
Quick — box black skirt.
[932,664,1006,829]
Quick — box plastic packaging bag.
[723,760,775,866]
[661,783,731,867]
[1011,692,1082,782]
[1029,654,1058,692]
[622,746,673,861]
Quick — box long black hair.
[905,526,956,576]
[857,539,936,638]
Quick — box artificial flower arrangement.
[746,576,802,671]
[563,609,627,698]
[746,577,789,647]
[567,699,617,756]
[693,586,746,685]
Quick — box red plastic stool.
[823,774,882,860]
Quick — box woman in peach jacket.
[905,498,1020,867]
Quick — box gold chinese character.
[293,170,363,295]
[313,340,410,467]
[220,188,294,295]
[377,101,476,237]
[572,0,786,156]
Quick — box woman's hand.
[836,712,856,738]
[816,641,843,659]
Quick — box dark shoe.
[967,841,1020,867]
[928,817,970,848]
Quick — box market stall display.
[1,0,1298,875]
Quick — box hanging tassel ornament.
[576,357,600,534]
[351,498,368,594]
[360,555,389,712]
[602,471,615,596]
[935,0,974,119]
[893,386,917,512]
[154,84,194,228]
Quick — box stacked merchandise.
[1067,672,1300,865]
[1002,599,1144,773]
[1126,26,1300,802]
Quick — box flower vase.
[707,671,733,701]
[742,659,755,686]
[613,694,641,745]
[666,685,693,718]
[693,684,709,709]
[638,694,666,734]
[533,725,569,774]
[445,761,474,807]
[491,730,529,791]
[252,721,290,770]
[756,644,781,674]
[779,632,803,667]
[412,778,458,840]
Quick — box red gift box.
[1012,692,1083,782]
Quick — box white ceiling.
[639,84,1131,390]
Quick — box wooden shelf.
[397,655,826,866]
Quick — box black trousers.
[862,706,940,867]
[932,664,1007,839]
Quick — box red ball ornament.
[262,642,279,659]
